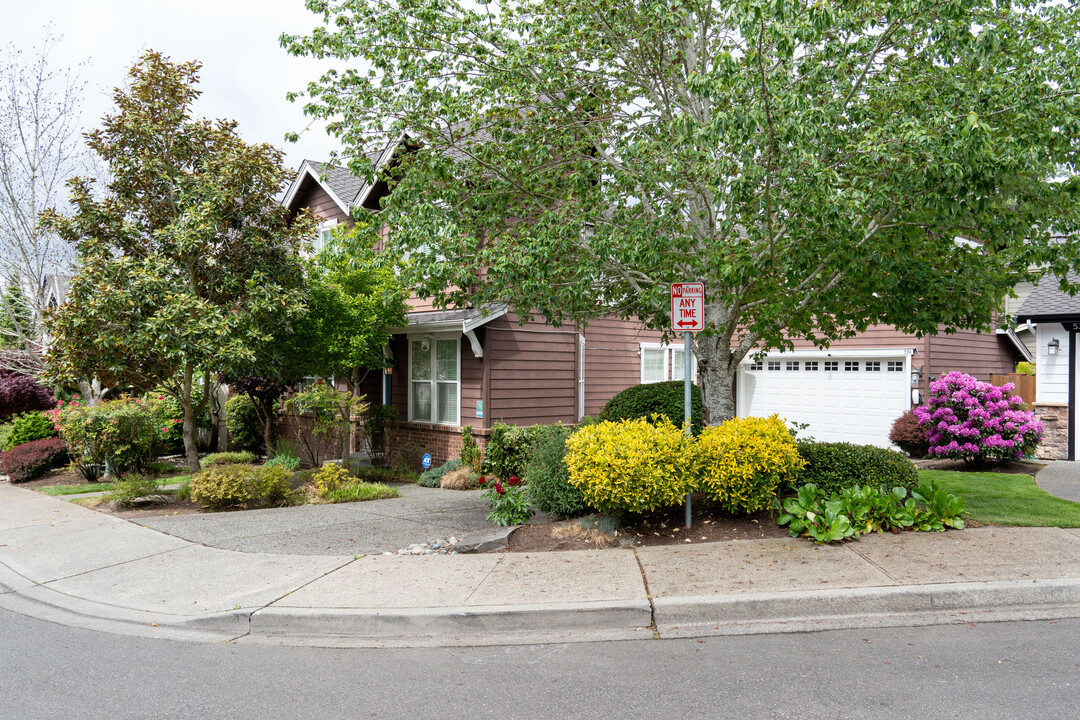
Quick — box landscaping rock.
[454,526,517,554]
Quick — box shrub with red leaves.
[889,409,930,459]
[1,437,69,483]
[0,371,55,423]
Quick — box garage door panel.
[738,357,907,448]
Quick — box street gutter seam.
[632,549,658,638]
[27,545,193,585]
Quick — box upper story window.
[409,335,460,425]
[313,219,338,255]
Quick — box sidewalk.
[2,482,1080,648]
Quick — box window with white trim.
[313,218,338,254]
[749,361,763,371]
[866,361,881,372]
[409,336,459,425]
[578,334,586,420]
[845,361,859,371]
[786,361,799,371]
[804,361,819,371]
[640,343,697,383]
[824,361,839,371]
[767,361,781,371]
[887,361,903,372]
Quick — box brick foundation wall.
[393,422,491,467]
[1035,403,1069,460]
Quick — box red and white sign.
[671,282,704,332]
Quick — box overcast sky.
[2,0,343,173]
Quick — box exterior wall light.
[1048,338,1060,356]
[910,365,923,388]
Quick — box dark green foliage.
[794,441,919,496]
[6,411,58,450]
[1,437,68,482]
[459,425,481,473]
[889,409,930,458]
[525,424,588,519]
[485,422,543,480]
[418,458,460,488]
[225,394,263,453]
[599,381,702,435]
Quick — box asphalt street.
[4,608,1079,720]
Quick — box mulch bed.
[503,500,790,553]
[912,458,1045,475]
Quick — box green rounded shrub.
[485,422,541,480]
[525,423,588,520]
[225,394,263,452]
[202,450,259,467]
[5,411,58,451]
[599,381,702,435]
[189,463,295,509]
[794,441,918,496]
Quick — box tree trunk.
[180,366,201,473]
[695,333,741,427]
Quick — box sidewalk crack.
[847,545,901,584]
[632,549,658,639]
[462,556,504,605]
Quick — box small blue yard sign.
[421,453,432,469]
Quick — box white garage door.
[737,351,912,448]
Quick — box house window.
[642,347,667,383]
[824,361,839,371]
[767,361,781,371]
[887,361,903,372]
[845,361,859,371]
[804,361,819,371]
[640,344,696,382]
[786,361,799,371]
[409,337,459,425]
[866,361,881,372]
[313,218,337,254]
[749,361,763,371]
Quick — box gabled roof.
[389,304,509,335]
[1017,272,1080,322]
[282,150,386,216]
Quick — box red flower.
[495,482,506,495]
[507,476,521,487]
[478,476,487,486]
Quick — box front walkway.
[1036,461,1080,503]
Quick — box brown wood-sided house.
[283,154,1027,465]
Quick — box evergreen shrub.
[524,423,588,520]
[795,441,918,496]
[693,416,804,514]
[189,463,295,509]
[599,381,702,435]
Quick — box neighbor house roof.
[1017,272,1080,322]
[391,304,509,335]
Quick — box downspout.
[1070,327,1076,462]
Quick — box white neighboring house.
[1017,272,1080,460]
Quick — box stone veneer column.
[1034,403,1069,460]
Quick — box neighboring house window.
[313,219,337,254]
[409,336,459,425]
[671,348,697,382]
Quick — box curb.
[652,578,1080,637]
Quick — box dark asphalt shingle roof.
[1017,272,1080,320]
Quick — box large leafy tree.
[41,52,314,472]
[292,224,408,465]
[284,0,1080,424]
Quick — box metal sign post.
[671,283,704,529]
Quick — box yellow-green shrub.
[314,463,350,497]
[565,417,693,515]
[693,416,804,514]
[189,463,294,509]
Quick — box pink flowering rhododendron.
[913,371,1042,462]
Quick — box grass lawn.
[922,469,1080,527]
[38,475,189,496]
